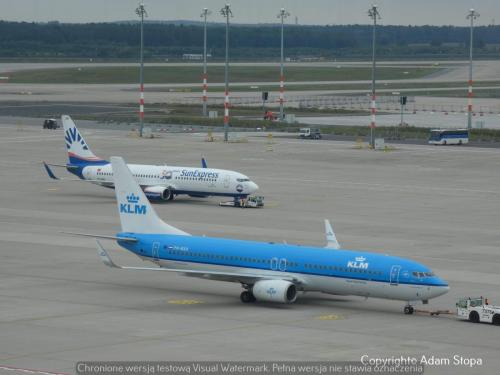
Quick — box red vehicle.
[263,111,278,121]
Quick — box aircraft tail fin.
[111,156,189,235]
[62,115,107,166]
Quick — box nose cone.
[248,181,259,193]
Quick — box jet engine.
[252,279,297,303]
[143,185,174,201]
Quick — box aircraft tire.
[240,291,256,303]
[404,306,414,315]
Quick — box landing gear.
[240,291,256,303]
[404,305,414,315]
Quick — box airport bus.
[428,129,469,145]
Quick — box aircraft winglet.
[324,219,340,249]
[201,157,208,168]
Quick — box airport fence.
[171,94,500,115]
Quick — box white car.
[456,297,500,325]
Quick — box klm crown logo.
[120,192,147,215]
[126,194,140,204]
[65,127,89,150]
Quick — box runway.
[0,121,500,374]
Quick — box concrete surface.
[300,111,500,129]
[1,121,500,374]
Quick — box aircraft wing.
[97,241,305,285]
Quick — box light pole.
[136,1,147,137]
[368,4,380,148]
[220,4,232,142]
[277,8,290,121]
[467,9,479,130]
[201,8,212,117]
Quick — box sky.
[0,0,498,26]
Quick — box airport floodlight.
[220,4,233,142]
[466,9,480,130]
[135,2,147,18]
[277,8,290,121]
[220,3,233,18]
[368,4,381,148]
[200,8,212,117]
[136,1,148,137]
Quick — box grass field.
[73,105,500,143]
[6,65,440,84]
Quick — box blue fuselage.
[117,233,449,301]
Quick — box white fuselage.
[82,163,258,198]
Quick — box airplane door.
[152,242,160,261]
[270,257,279,271]
[223,174,230,188]
[390,265,401,285]
[278,258,287,271]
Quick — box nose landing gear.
[404,304,415,315]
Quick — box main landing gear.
[240,284,256,303]
[240,291,256,303]
[404,304,415,315]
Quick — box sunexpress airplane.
[81,157,449,314]
[43,116,258,201]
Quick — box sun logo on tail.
[65,127,89,150]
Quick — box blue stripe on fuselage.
[67,159,109,179]
[117,233,448,287]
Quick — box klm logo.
[266,287,277,297]
[65,127,89,150]
[120,193,147,215]
[347,256,369,269]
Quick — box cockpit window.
[237,178,250,182]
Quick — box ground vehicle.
[428,129,469,145]
[299,128,322,139]
[456,297,500,325]
[43,119,59,129]
[220,195,264,208]
[264,111,278,121]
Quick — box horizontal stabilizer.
[43,162,59,180]
[43,162,79,169]
[42,162,85,181]
[324,219,340,249]
[63,231,138,242]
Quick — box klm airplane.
[78,157,449,314]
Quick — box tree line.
[0,21,499,59]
